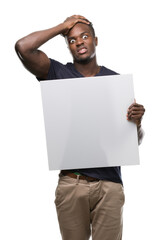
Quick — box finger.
[64,15,89,23]
[75,18,90,25]
[128,103,143,110]
[127,108,145,115]
[73,15,86,19]
[128,107,145,115]
[127,116,142,123]
[130,115,143,121]
[72,15,89,22]
[128,110,145,118]
[128,110,145,116]
[127,113,144,122]
[128,105,145,114]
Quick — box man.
[15,15,145,240]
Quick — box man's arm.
[127,100,145,144]
[15,15,90,79]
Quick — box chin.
[74,56,92,64]
[74,51,96,64]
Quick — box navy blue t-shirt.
[39,58,123,184]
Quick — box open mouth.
[77,47,87,54]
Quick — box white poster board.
[40,74,139,170]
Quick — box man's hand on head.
[127,100,145,127]
[62,15,90,36]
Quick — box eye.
[82,35,88,40]
[69,39,76,44]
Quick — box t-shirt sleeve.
[47,58,56,80]
[47,58,69,80]
[37,58,65,81]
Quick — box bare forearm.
[15,23,65,54]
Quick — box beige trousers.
[55,175,125,240]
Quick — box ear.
[95,37,98,46]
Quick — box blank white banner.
[40,74,139,170]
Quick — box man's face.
[66,23,98,64]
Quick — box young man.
[15,15,145,240]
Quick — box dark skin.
[15,15,90,79]
[66,22,100,77]
[127,100,145,127]
[15,15,145,128]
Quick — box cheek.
[68,45,76,54]
[90,43,96,52]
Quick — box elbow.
[15,38,30,60]
[15,39,22,52]
[15,39,25,57]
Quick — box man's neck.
[73,57,100,77]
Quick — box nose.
[76,37,84,46]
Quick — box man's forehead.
[67,23,92,38]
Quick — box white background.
[0,0,159,239]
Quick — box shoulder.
[100,66,119,76]
[49,59,74,72]
[49,58,67,72]
[38,58,74,81]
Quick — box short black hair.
[88,22,95,37]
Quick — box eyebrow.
[67,31,90,40]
